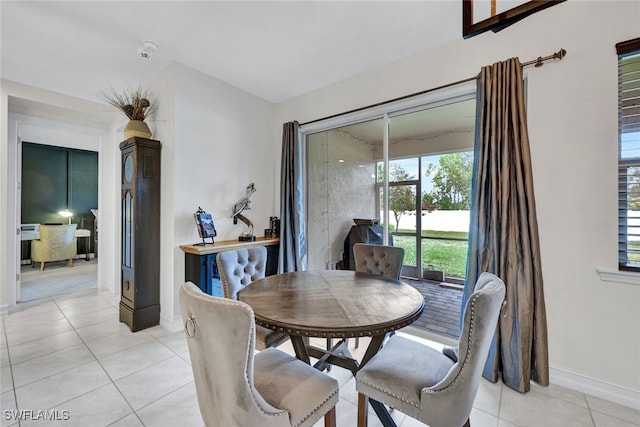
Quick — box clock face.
[123,155,133,183]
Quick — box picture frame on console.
[194,207,216,245]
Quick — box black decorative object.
[342,223,392,270]
[270,216,280,237]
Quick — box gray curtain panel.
[278,121,307,273]
[463,58,549,393]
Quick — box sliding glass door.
[387,102,476,281]
[306,118,384,271]
[303,84,476,281]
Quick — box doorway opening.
[9,108,106,306]
[18,143,98,303]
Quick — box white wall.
[146,64,177,332]
[275,0,640,408]
[147,62,277,331]
[1,64,277,335]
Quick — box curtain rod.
[300,48,567,126]
[521,48,567,67]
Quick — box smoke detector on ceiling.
[137,41,158,59]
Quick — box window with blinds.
[617,38,640,270]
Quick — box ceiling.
[1,1,462,104]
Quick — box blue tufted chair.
[180,282,338,427]
[217,247,288,350]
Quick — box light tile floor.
[1,288,639,427]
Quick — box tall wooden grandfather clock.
[119,136,161,332]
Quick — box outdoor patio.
[403,277,463,340]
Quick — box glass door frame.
[376,176,423,278]
[300,81,476,268]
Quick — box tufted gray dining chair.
[337,243,404,349]
[353,243,404,280]
[217,247,288,350]
[355,272,506,427]
[180,282,339,427]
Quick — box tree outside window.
[424,152,472,210]
[379,164,417,230]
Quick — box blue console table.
[180,237,279,296]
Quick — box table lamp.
[58,209,73,224]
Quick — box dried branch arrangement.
[100,85,156,121]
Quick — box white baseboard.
[160,314,184,333]
[550,366,640,411]
[400,327,640,411]
[0,304,8,316]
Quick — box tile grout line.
[8,287,638,426]
[585,396,640,426]
[583,391,598,427]
[4,294,60,426]
[6,297,108,391]
[50,295,146,426]
[60,292,195,426]
[2,319,21,427]
[496,380,504,425]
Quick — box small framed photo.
[194,211,217,244]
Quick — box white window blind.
[617,38,640,270]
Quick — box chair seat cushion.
[356,336,454,412]
[256,325,288,351]
[255,348,339,427]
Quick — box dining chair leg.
[324,406,337,427]
[40,261,45,271]
[357,393,368,427]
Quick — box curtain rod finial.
[530,48,566,68]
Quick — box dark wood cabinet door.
[119,137,161,332]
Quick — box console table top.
[180,236,279,255]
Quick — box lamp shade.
[58,209,73,224]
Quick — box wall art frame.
[463,0,566,39]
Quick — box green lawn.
[627,242,640,263]
[393,231,468,278]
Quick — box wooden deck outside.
[402,278,463,340]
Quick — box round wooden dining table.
[238,269,425,427]
[237,269,425,372]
